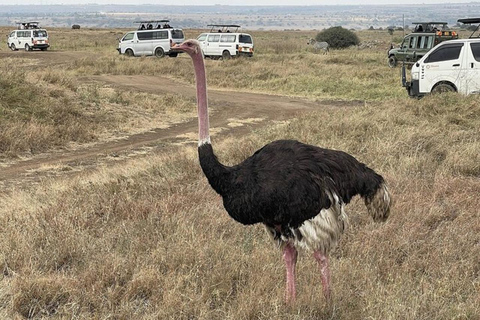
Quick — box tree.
[315,26,360,49]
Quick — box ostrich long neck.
[192,52,210,146]
[192,50,230,195]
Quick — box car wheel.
[169,52,178,58]
[221,50,231,60]
[431,83,455,94]
[40,48,47,51]
[125,49,134,57]
[155,47,165,58]
[10,43,16,51]
[388,56,397,68]
[25,44,31,51]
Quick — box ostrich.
[172,40,391,303]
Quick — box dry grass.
[0,58,196,158]
[1,28,479,319]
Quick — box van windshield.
[33,30,47,37]
[122,33,134,41]
[171,29,184,39]
[239,34,252,44]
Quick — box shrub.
[315,26,360,49]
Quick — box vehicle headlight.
[411,71,419,81]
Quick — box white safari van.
[117,20,184,58]
[403,18,480,97]
[7,22,49,51]
[196,24,254,59]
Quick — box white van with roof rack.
[7,22,49,51]
[402,18,480,97]
[196,24,254,59]
[117,20,184,58]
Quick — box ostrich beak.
[170,42,182,51]
[171,41,190,53]
[171,40,200,55]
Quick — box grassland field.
[0,27,479,319]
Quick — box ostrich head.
[171,39,202,57]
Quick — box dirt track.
[0,50,360,187]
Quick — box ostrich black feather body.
[198,139,385,232]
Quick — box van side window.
[138,32,154,41]
[425,44,464,63]
[153,31,168,39]
[207,35,220,42]
[470,43,480,62]
[220,35,236,43]
[197,34,207,42]
[123,33,134,41]
[239,35,252,44]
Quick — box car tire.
[431,83,456,94]
[10,43,17,51]
[221,50,231,60]
[388,56,397,68]
[155,47,165,58]
[169,52,178,58]
[25,44,31,51]
[125,49,134,57]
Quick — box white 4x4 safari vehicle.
[117,20,184,58]
[402,18,480,97]
[7,22,49,51]
[196,24,254,59]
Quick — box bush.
[315,26,360,49]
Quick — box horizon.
[1,1,479,5]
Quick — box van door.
[197,34,208,54]
[120,32,135,54]
[219,34,236,56]
[18,30,31,49]
[420,43,465,93]
[205,34,220,56]
[466,42,480,94]
[32,29,49,49]
[238,34,254,56]
[170,29,184,46]
[8,31,16,49]
[152,30,169,56]
[137,31,154,55]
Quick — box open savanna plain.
[0,27,479,319]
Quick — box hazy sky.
[1,0,477,5]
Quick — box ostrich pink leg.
[313,251,331,300]
[283,243,298,303]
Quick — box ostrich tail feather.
[365,183,391,222]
